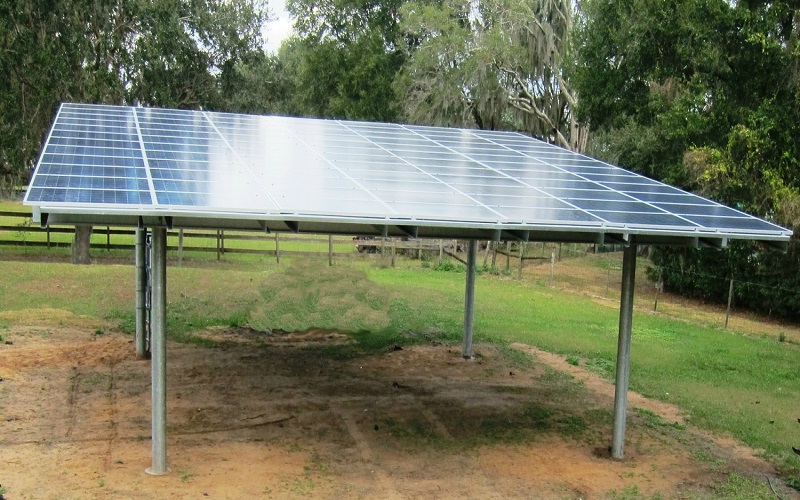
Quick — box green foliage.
[0,0,268,182]
[650,241,800,321]
[395,0,584,149]
[576,0,800,320]
[282,0,405,121]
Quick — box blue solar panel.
[24,103,791,244]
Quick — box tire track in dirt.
[330,403,404,500]
[64,371,81,438]
[103,361,118,468]
[418,405,452,439]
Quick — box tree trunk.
[72,225,93,264]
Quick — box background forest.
[1,0,799,319]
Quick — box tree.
[0,0,269,263]
[574,0,800,319]
[395,0,585,150]
[284,0,406,121]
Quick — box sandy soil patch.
[0,325,795,499]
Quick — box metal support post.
[146,227,168,475]
[462,240,478,359]
[135,228,147,359]
[611,240,637,459]
[328,235,333,266]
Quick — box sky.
[263,0,293,54]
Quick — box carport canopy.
[24,103,792,473]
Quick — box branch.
[498,64,570,149]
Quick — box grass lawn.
[0,250,798,490]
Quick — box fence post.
[505,241,511,272]
[47,226,51,248]
[549,251,555,287]
[328,235,333,266]
[391,238,396,268]
[216,230,221,261]
[178,229,184,267]
[491,241,497,268]
[417,238,422,260]
[518,242,524,279]
[106,226,111,251]
[438,239,443,266]
[275,233,280,264]
[220,230,225,255]
[653,269,662,312]
[725,278,734,329]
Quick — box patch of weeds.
[778,331,786,342]
[692,449,725,469]
[288,443,301,453]
[420,261,430,268]
[290,476,315,496]
[786,476,800,492]
[585,356,615,379]
[635,408,664,429]
[494,342,537,369]
[477,264,497,275]
[434,261,465,273]
[566,354,580,366]
[106,310,135,335]
[170,464,195,482]
[712,472,774,499]
[555,414,587,439]
[584,408,613,425]
[634,408,686,431]
[383,416,443,450]
[98,479,105,488]
[540,366,574,384]
[94,328,105,336]
[606,484,641,499]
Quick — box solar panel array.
[25,103,790,242]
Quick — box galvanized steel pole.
[135,228,147,359]
[611,240,637,459]
[147,227,168,475]
[462,240,478,359]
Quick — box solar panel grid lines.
[475,130,788,233]
[23,103,792,243]
[335,120,507,221]
[131,106,159,206]
[472,132,701,230]
[219,114,401,217]
[200,110,281,211]
[398,124,606,225]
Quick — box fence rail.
[0,210,591,265]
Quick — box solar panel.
[24,103,791,245]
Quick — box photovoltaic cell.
[24,103,791,243]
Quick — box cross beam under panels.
[34,209,774,247]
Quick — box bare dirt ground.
[0,320,795,499]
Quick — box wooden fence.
[0,209,595,272]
